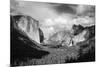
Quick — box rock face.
[39,28,44,43]
[11,15,40,43]
[72,24,85,35]
[11,15,49,65]
[72,24,95,40]
[44,30,72,46]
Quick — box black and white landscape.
[10,0,95,66]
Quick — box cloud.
[11,0,59,22]
[10,0,95,28]
[52,4,77,14]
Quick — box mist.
[10,0,95,32]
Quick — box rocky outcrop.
[11,15,41,43]
[11,15,49,66]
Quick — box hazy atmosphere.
[10,0,95,66]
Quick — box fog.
[10,0,95,25]
[10,0,95,39]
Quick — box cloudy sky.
[10,0,95,27]
[10,0,95,39]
